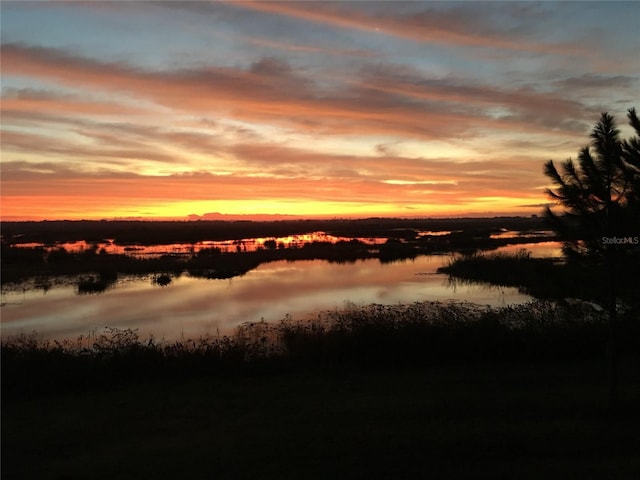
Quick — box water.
[8,232,391,257]
[0,242,559,342]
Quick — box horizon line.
[0,212,543,223]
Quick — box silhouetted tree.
[543,108,640,407]
[622,108,640,219]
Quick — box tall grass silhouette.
[4,299,638,397]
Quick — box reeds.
[438,249,639,306]
[273,299,622,366]
[4,299,638,397]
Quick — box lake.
[0,242,561,342]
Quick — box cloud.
[1,143,545,217]
[1,129,178,166]
[354,64,595,133]
[554,74,637,90]
[1,87,148,117]
[245,36,380,58]
[228,1,585,55]
[2,42,593,145]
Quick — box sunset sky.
[1,1,639,221]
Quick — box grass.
[4,300,635,395]
[438,249,640,306]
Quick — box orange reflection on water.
[11,231,389,257]
[489,230,555,240]
[492,241,563,258]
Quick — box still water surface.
[1,242,561,341]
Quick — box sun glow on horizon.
[0,195,541,222]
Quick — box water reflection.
[9,231,390,258]
[489,229,555,240]
[492,241,563,258]
[1,248,544,341]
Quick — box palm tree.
[543,108,640,407]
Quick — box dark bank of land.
[1,216,553,287]
[1,216,547,245]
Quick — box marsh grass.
[276,299,635,366]
[438,249,640,307]
[3,299,638,398]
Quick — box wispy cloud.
[2,42,593,142]
[229,1,586,55]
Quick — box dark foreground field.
[3,358,640,480]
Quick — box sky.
[1,1,639,221]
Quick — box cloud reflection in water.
[1,252,539,341]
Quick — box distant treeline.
[1,216,547,245]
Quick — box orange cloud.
[1,88,148,117]
[1,155,544,221]
[2,43,587,144]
